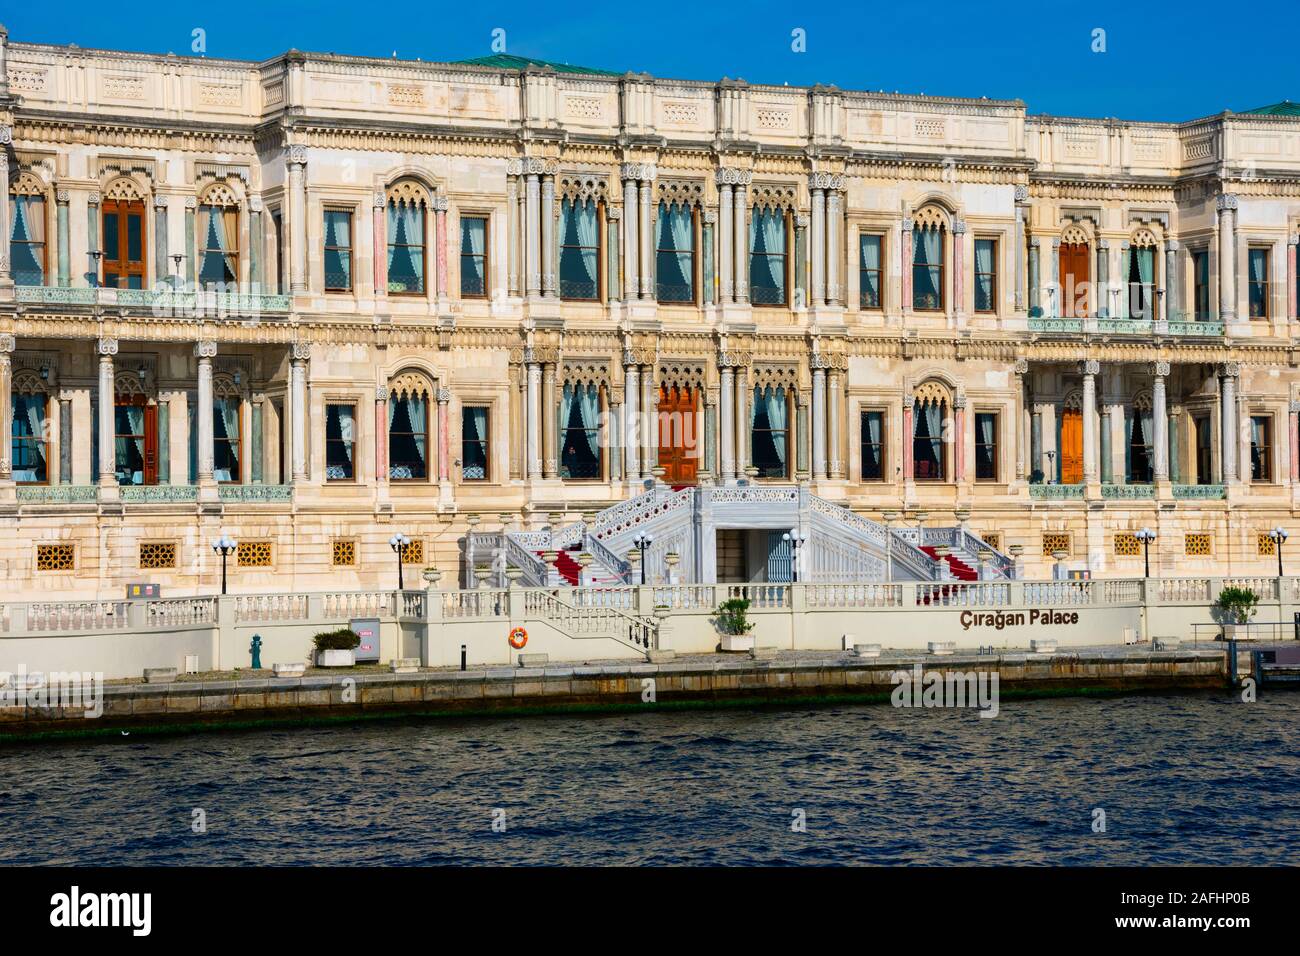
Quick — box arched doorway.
[1059,392,1083,484]
[1058,229,1090,318]
[657,384,699,486]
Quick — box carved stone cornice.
[715,167,753,187]
[96,337,118,356]
[194,340,218,359]
[1151,360,1171,377]
[1216,193,1239,212]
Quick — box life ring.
[508,626,528,649]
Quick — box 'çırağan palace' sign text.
[959,609,1080,631]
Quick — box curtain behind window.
[925,400,943,474]
[765,387,787,472]
[387,201,425,293]
[863,412,881,478]
[463,406,487,479]
[11,196,46,285]
[913,227,942,308]
[324,210,352,290]
[460,216,485,293]
[860,235,880,307]
[975,240,994,311]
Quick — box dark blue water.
[1,692,1295,865]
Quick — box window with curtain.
[325,403,356,481]
[974,239,997,313]
[913,398,946,481]
[213,397,242,483]
[559,383,601,480]
[388,390,428,480]
[102,199,146,289]
[1194,416,1213,485]
[114,401,149,485]
[860,410,884,481]
[749,207,787,306]
[912,225,944,311]
[1127,245,1155,319]
[1248,248,1270,319]
[462,406,489,481]
[975,412,998,481]
[460,215,488,297]
[1126,407,1153,483]
[271,210,285,294]
[198,204,239,289]
[10,195,47,287]
[655,202,694,303]
[559,198,599,300]
[1192,249,1210,321]
[1250,416,1272,482]
[387,198,426,295]
[11,393,49,484]
[323,208,353,292]
[750,385,789,478]
[859,234,882,310]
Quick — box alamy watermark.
[890,664,999,719]
[0,667,104,719]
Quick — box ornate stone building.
[1,27,1298,596]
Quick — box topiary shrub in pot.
[714,597,756,652]
[313,627,360,667]
[1215,585,1259,641]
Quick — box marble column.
[153,196,169,292]
[902,401,914,480]
[1014,359,1028,480]
[525,170,541,297]
[1081,360,1099,483]
[1290,400,1300,483]
[1031,405,1042,479]
[1164,240,1179,321]
[811,366,827,480]
[433,196,449,307]
[793,214,808,310]
[607,208,622,303]
[829,369,843,478]
[373,192,387,297]
[1152,362,1169,480]
[541,173,556,298]
[1217,194,1238,323]
[641,365,656,476]
[732,182,747,303]
[953,397,966,483]
[0,336,12,479]
[542,362,557,478]
[506,170,519,297]
[1289,236,1298,322]
[1106,404,1126,485]
[734,366,748,474]
[526,358,542,479]
[1096,240,1109,317]
[184,198,197,288]
[810,186,826,306]
[97,338,118,484]
[0,129,9,284]
[717,179,733,303]
[290,343,309,482]
[901,220,913,312]
[623,174,639,302]
[437,387,451,482]
[719,365,734,480]
[1049,238,1060,317]
[375,386,389,486]
[287,145,308,293]
[827,187,843,306]
[1220,364,1238,482]
[623,358,640,481]
[639,178,654,301]
[87,193,100,287]
[953,219,967,322]
[1027,237,1040,313]
[56,190,70,287]
[1013,187,1027,311]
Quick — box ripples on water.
[0,693,1296,865]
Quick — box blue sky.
[5,1,1296,121]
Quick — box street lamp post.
[633,532,654,585]
[389,532,411,590]
[1269,527,1288,578]
[782,527,807,583]
[211,534,237,595]
[1135,528,1156,578]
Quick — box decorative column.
[719,364,734,480]
[437,387,451,483]
[953,395,967,483]
[526,355,542,480]
[901,219,913,312]
[525,165,542,297]
[373,192,387,298]
[1290,399,1300,484]
[952,219,967,324]
[1028,237,1040,313]
[732,178,748,303]
[1289,235,1298,322]
[702,210,715,306]
[902,400,914,481]
[1217,194,1238,323]
[1030,405,1042,479]
[734,365,748,474]
[1164,239,1178,321]
[622,171,639,302]
[1106,404,1126,485]
[1081,360,1099,484]
[1013,186,1028,311]
[184,198,197,288]
[717,175,733,303]
[154,198,173,289]
[1168,405,1180,485]
[287,144,308,294]
[811,365,827,480]
[1152,361,1169,482]
[793,214,808,310]
[0,128,10,285]
[1013,358,1028,480]
[247,196,262,293]
[829,368,843,478]
[97,338,118,485]
[810,182,826,307]
[796,393,810,478]
[623,355,641,482]
[56,190,70,287]
[0,336,13,479]
[542,362,557,478]
[639,172,655,301]
[827,183,844,306]
[540,170,556,297]
[641,364,656,476]
[87,193,101,287]
[1096,240,1110,316]
[1049,238,1060,317]
[1220,364,1239,483]
[375,385,389,486]
[59,392,72,484]
[290,342,309,482]
[506,164,520,297]
[607,207,622,303]
[433,196,449,309]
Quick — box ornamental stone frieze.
[715,167,753,186]
[620,162,657,182]
[1216,193,1239,211]
[1151,360,1171,377]
[96,337,119,356]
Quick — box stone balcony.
[13,286,293,319]
[1027,315,1226,338]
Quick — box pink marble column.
[953,403,965,482]
[902,403,914,480]
[375,390,388,482]
[1288,237,1297,321]
[434,198,449,301]
[952,223,965,318]
[437,389,450,481]
[1290,407,1299,482]
[373,200,387,296]
[901,224,913,312]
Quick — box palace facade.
[1,26,1298,597]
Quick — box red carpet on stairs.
[539,549,582,585]
[919,545,978,581]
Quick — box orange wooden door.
[657,385,698,486]
[1059,243,1090,318]
[1060,408,1083,484]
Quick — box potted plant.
[1216,586,1259,640]
[715,597,755,652]
[313,627,360,667]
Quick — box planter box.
[273,662,307,678]
[927,641,955,656]
[316,649,356,668]
[852,644,882,658]
[720,634,755,652]
[143,667,178,684]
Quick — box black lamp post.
[389,532,411,590]
[1269,527,1288,577]
[633,532,653,585]
[782,527,807,583]
[211,534,237,595]
[1135,528,1156,578]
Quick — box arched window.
[102,178,148,290]
[11,371,49,484]
[1126,393,1154,484]
[197,185,240,290]
[1058,225,1091,318]
[212,374,242,483]
[386,182,429,295]
[9,173,48,287]
[559,382,601,479]
[559,197,600,300]
[912,383,949,481]
[750,206,789,306]
[912,208,947,312]
[751,385,791,478]
[656,201,695,303]
[114,371,157,486]
[1127,230,1158,320]
[388,373,432,480]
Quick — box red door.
[1059,243,1090,318]
[657,385,699,486]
